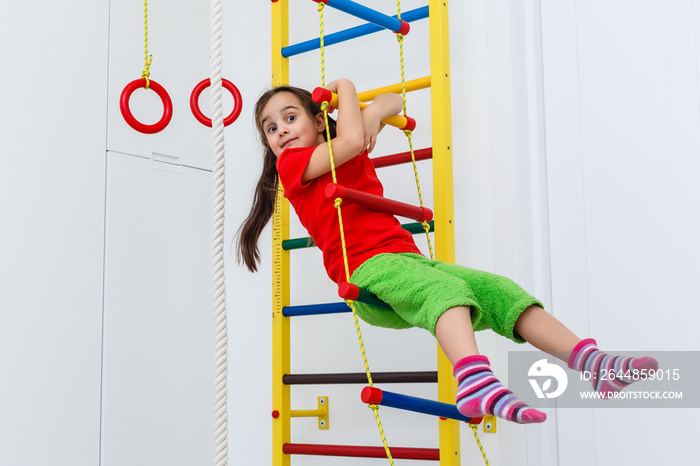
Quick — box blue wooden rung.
[283,6,428,57]
[314,0,411,35]
[338,282,394,311]
[284,288,395,318]
[362,386,481,424]
[355,287,393,311]
[283,302,351,317]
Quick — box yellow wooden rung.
[314,89,415,131]
[357,76,432,102]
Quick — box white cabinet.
[101,151,215,466]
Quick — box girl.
[238,79,658,424]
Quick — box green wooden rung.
[282,221,434,251]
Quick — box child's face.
[260,92,325,157]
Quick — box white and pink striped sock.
[454,355,547,424]
[568,338,659,398]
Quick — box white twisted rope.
[209,0,228,466]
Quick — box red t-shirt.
[277,146,421,285]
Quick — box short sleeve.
[276,146,315,198]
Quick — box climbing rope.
[209,0,228,466]
[394,3,488,463]
[318,3,489,465]
[318,3,396,465]
[393,6,490,464]
[394,0,434,260]
[142,0,153,89]
[470,423,490,465]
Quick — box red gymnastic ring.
[190,78,243,127]
[119,79,173,134]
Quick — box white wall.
[541,1,700,464]
[0,2,109,465]
[102,1,269,465]
[2,1,698,466]
[451,1,559,463]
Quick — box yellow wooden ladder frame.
[271,1,458,464]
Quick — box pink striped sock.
[568,338,659,398]
[454,355,547,424]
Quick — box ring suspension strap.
[394,0,434,261]
[317,3,396,465]
[142,0,153,89]
[209,0,228,466]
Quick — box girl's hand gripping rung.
[312,87,416,131]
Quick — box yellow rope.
[394,0,434,260]
[318,4,394,464]
[396,2,489,465]
[318,4,486,465]
[142,0,153,89]
[470,423,490,465]
[318,2,326,87]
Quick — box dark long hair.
[236,86,337,272]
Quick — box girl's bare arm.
[361,93,403,153]
[303,79,365,183]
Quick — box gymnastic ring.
[190,78,242,127]
[119,79,173,134]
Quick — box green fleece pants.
[349,253,542,342]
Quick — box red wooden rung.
[283,443,439,460]
[372,147,433,168]
[325,183,433,222]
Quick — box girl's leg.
[434,306,479,364]
[436,306,546,424]
[513,305,581,361]
[514,305,658,397]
